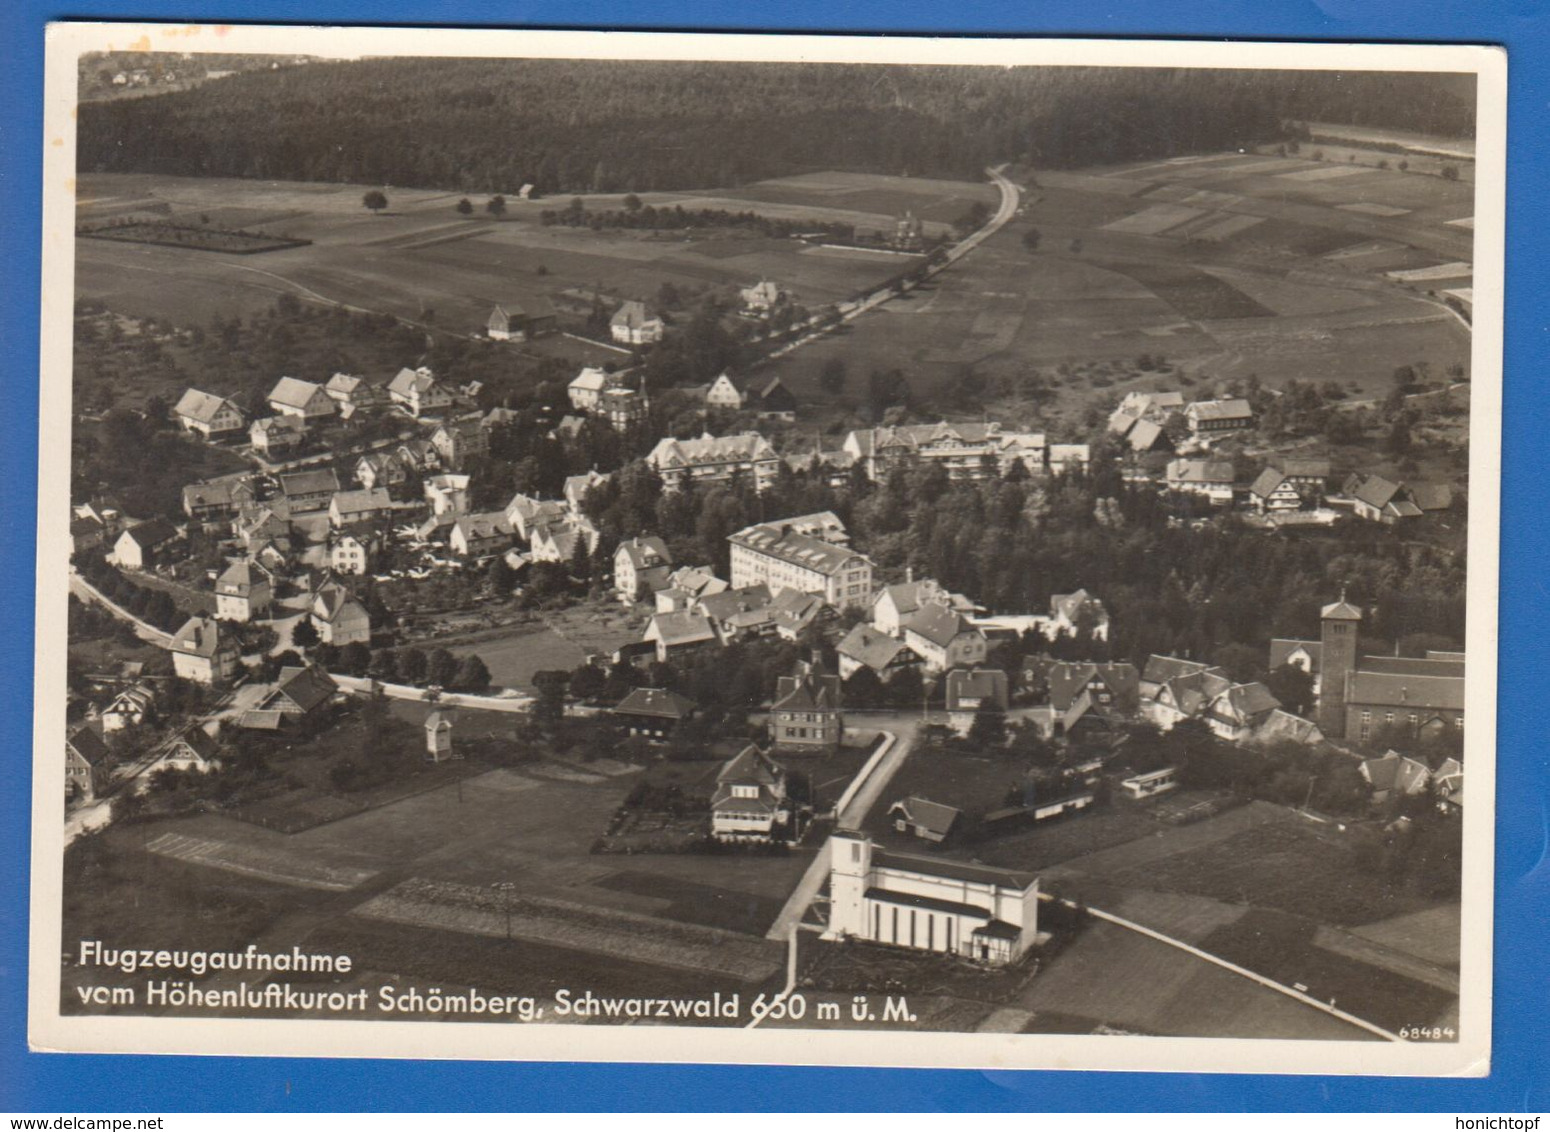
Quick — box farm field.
[74,171,957,332]
[63,747,814,1015]
[758,144,1473,428]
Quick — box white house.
[646,432,781,493]
[328,488,394,528]
[310,584,371,646]
[449,512,514,559]
[214,559,272,622]
[168,616,240,685]
[567,367,613,411]
[267,377,335,423]
[173,389,246,439]
[110,520,179,570]
[425,473,472,518]
[610,300,664,345]
[823,831,1040,966]
[709,745,789,842]
[387,367,454,418]
[705,373,746,412]
[614,536,674,602]
[739,279,782,314]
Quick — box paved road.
[69,572,172,646]
[763,716,921,942]
[762,165,1020,362]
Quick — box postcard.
[32,23,1502,1076]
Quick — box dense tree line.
[77,58,1473,193]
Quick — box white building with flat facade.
[728,522,873,610]
[823,831,1041,966]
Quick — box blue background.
[3,0,1545,1113]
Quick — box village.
[61,76,1475,1036]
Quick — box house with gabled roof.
[836,623,922,680]
[66,726,111,801]
[752,377,797,421]
[704,372,746,412]
[395,438,443,474]
[1047,662,1140,719]
[1048,590,1110,641]
[1166,459,1236,504]
[771,589,828,641]
[903,604,988,674]
[643,610,717,663]
[449,512,514,560]
[101,684,156,733]
[528,517,600,564]
[182,478,255,524]
[329,525,383,576]
[610,300,664,345]
[567,366,614,411]
[323,372,384,414]
[1185,398,1254,435]
[214,559,272,622]
[168,616,240,685]
[267,377,335,422]
[355,452,408,492]
[164,727,220,773]
[563,469,611,515]
[173,389,247,439]
[310,584,371,646]
[503,494,567,542]
[431,417,489,470]
[614,536,674,603]
[1249,467,1307,512]
[710,745,790,842]
[1204,681,1282,743]
[249,415,305,457]
[387,367,453,418]
[771,661,843,747]
[253,665,338,720]
[945,667,1010,735]
[888,797,961,843]
[328,487,394,529]
[871,578,978,636]
[486,296,558,341]
[696,584,777,644]
[1360,750,1433,803]
[1247,709,1326,747]
[278,467,340,514]
[611,687,697,740]
[739,279,783,314]
[110,519,179,570]
[654,566,728,614]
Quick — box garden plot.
[1386,261,1473,283]
[1278,164,1376,182]
[354,878,785,982]
[1338,202,1412,217]
[146,831,377,891]
[1101,203,1206,236]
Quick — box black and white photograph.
[31,25,1502,1075]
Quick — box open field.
[757,146,1472,427]
[448,627,589,691]
[74,172,949,332]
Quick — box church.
[1274,595,1465,744]
[822,830,1042,966]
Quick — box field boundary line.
[1051,895,1402,1042]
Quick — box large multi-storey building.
[727,522,873,610]
[646,432,780,493]
[843,421,1052,482]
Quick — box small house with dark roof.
[487,297,558,341]
[66,726,111,801]
[110,519,179,570]
[611,687,697,740]
[945,668,1010,736]
[1346,473,1423,524]
[771,662,843,748]
[836,622,923,680]
[255,665,338,719]
[164,727,220,773]
[1047,662,1140,718]
[710,745,790,842]
[249,415,305,457]
[888,796,961,843]
[752,377,797,421]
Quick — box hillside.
[76,58,1475,194]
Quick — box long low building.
[823,830,1040,966]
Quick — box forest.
[76,58,1476,192]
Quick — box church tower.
[1317,591,1362,738]
[824,830,873,941]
